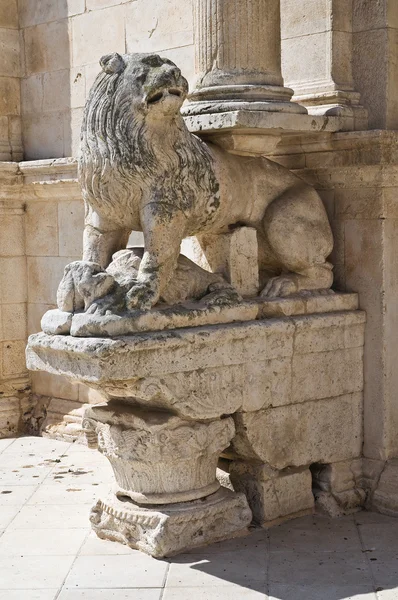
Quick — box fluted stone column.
[185,0,306,115]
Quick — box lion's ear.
[100,53,125,74]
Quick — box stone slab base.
[90,487,252,558]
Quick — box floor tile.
[367,552,398,588]
[0,506,21,529]
[359,522,398,552]
[164,587,267,599]
[377,590,398,599]
[0,528,88,556]
[0,485,38,506]
[355,511,397,526]
[64,554,168,589]
[269,584,377,599]
[269,551,372,586]
[0,591,58,600]
[167,551,267,588]
[8,503,91,530]
[0,438,16,454]
[1,437,71,455]
[0,464,54,486]
[0,556,75,589]
[80,531,140,555]
[27,483,111,505]
[269,514,361,553]
[44,464,114,486]
[183,528,268,556]
[58,590,162,600]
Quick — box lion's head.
[99,52,188,117]
[79,52,218,224]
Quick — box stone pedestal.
[27,292,365,539]
[81,401,251,557]
[186,0,306,115]
[90,488,250,558]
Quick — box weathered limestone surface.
[27,304,365,532]
[271,129,398,514]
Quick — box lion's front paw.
[126,282,157,311]
[260,275,298,299]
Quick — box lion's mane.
[79,64,220,224]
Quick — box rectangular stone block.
[353,0,388,32]
[24,21,70,75]
[281,0,329,39]
[0,396,20,437]
[0,257,27,303]
[233,393,363,469]
[230,462,314,525]
[292,312,365,354]
[69,67,86,109]
[0,214,24,257]
[72,6,125,67]
[0,29,20,77]
[0,0,18,28]
[58,200,84,257]
[125,0,193,54]
[244,357,292,411]
[2,304,27,342]
[292,347,364,403]
[0,77,20,116]
[21,75,44,116]
[64,107,84,158]
[372,459,398,516]
[28,303,54,336]
[19,0,85,28]
[22,112,65,160]
[31,371,79,401]
[43,70,70,112]
[27,256,77,305]
[282,32,329,87]
[26,201,58,257]
[2,340,27,377]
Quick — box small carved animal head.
[99,52,188,118]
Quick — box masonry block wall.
[19,0,194,159]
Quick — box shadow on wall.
[19,0,195,160]
[165,513,398,599]
[20,0,73,160]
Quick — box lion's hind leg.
[260,184,334,298]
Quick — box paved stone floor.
[0,436,398,599]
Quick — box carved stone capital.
[84,402,235,504]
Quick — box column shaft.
[185,0,306,115]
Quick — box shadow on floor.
[166,512,398,599]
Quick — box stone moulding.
[90,488,252,558]
[41,292,359,338]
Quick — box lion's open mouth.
[146,88,183,105]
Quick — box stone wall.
[0,0,22,161]
[19,0,194,159]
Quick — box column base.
[90,487,252,558]
[183,84,308,116]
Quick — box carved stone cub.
[79,52,334,310]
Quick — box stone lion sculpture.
[78,52,334,311]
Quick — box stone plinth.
[27,296,365,530]
[183,110,358,156]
